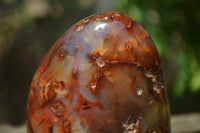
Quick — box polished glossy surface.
[26,12,170,133]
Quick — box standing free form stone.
[26,12,170,133]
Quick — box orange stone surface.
[26,12,170,133]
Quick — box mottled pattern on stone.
[26,12,170,133]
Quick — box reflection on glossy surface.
[26,12,170,133]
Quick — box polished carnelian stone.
[26,12,170,133]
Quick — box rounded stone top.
[26,12,170,133]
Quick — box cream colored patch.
[71,120,88,133]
